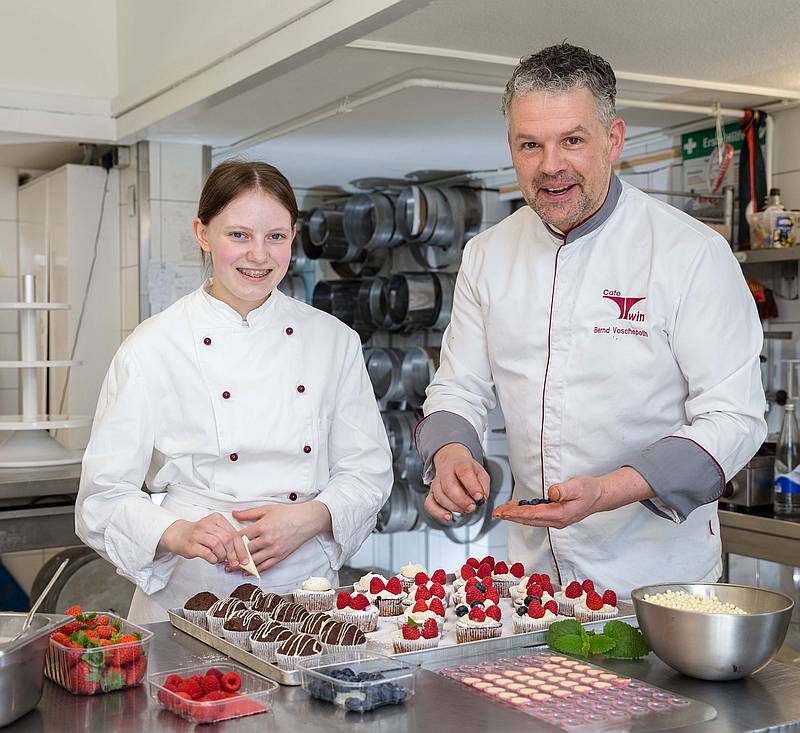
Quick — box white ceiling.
[5,0,800,182]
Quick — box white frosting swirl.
[399,563,426,579]
[574,597,617,615]
[301,576,333,592]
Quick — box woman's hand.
[158,513,250,568]
[230,501,332,573]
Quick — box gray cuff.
[625,436,725,523]
[415,411,485,485]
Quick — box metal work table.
[719,507,800,567]
[0,465,80,553]
[9,620,800,732]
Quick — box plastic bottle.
[774,402,800,515]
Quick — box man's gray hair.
[502,43,617,128]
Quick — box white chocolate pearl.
[642,590,748,615]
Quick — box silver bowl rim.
[631,581,795,617]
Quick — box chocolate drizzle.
[299,612,334,636]
[319,621,365,646]
[208,597,247,618]
[223,609,263,632]
[276,633,322,657]
[230,583,261,602]
[272,602,310,623]
[253,624,294,643]
[252,592,286,614]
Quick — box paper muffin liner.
[574,607,619,624]
[512,614,552,634]
[392,635,440,654]
[183,608,209,629]
[330,608,378,633]
[455,623,502,644]
[509,586,528,605]
[222,628,254,650]
[249,638,286,661]
[321,641,368,655]
[293,589,335,612]
[275,651,322,671]
[396,575,416,592]
[555,593,580,616]
[374,597,405,617]
[206,614,227,637]
[491,578,516,597]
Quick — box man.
[415,43,766,595]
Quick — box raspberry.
[402,624,420,640]
[539,573,551,583]
[220,672,241,693]
[476,563,492,580]
[385,577,403,595]
[165,674,184,688]
[485,587,500,604]
[485,604,502,622]
[465,577,481,588]
[336,592,351,609]
[429,598,445,617]
[205,668,224,680]
[431,569,447,585]
[178,679,203,700]
[602,590,617,607]
[199,690,228,702]
[494,561,509,576]
[526,583,543,597]
[415,585,432,602]
[510,562,525,578]
[414,572,429,585]
[480,555,496,571]
[468,606,486,623]
[582,579,595,593]
[200,674,220,694]
[429,583,445,599]
[465,588,483,604]
[542,582,555,596]
[465,557,480,569]
[528,603,546,619]
[369,577,385,594]
[482,576,494,587]
[585,591,604,611]
[564,581,583,599]
[544,600,558,615]
[421,619,439,639]
[412,600,428,613]
[349,594,370,611]
[460,564,476,581]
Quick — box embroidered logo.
[602,290,646,323]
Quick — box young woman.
[76,160,393,623]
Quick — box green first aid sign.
[681,121,766,160]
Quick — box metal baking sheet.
[169,588,634,686]
[168,608,303,686]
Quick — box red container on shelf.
[45,611,153,695]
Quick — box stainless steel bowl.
[0,612,68,726]
[631,583,793,681]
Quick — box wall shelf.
[734,247,800,264]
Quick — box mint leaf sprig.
[546,619,650,659]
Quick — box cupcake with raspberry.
[395,563,427,592]
[490,561,526,597]
[331,592,379,632]
[453,557,480,591]
[404,579,449,607]
[555,579,593,616]
[455,602,502,643]
[293,576,335,612]
[574,589,619,623]
[353,572,387,593]
[367,575,407,616]
[394,618,440,653]
[206,597,247,637]
[455,578,500,607]
[510,572,554,605]
[222,609,264,649]
[183,591,219,629]
[512,598,561,633]
[397,598,446,633]
[511,581,557,610]
[250,622,293,660]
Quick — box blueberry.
[475,497,486,507]
[455,605,469,617]
[516,605,527,616]
[475,583,486,593]
[524,595,533,605]
[469,599,484,607]
[518,499,531,506]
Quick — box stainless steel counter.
[8,621,800,732]
[719,507,800,567]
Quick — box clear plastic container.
[298,651,417,712]
[149,663,277,724]
[45,611,153,695]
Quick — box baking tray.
[169,590,634,686]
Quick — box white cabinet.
[18,165,120,450]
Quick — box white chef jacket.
[418,177,766,596]
[76,283,392,622]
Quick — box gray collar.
[544,173,623,244]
